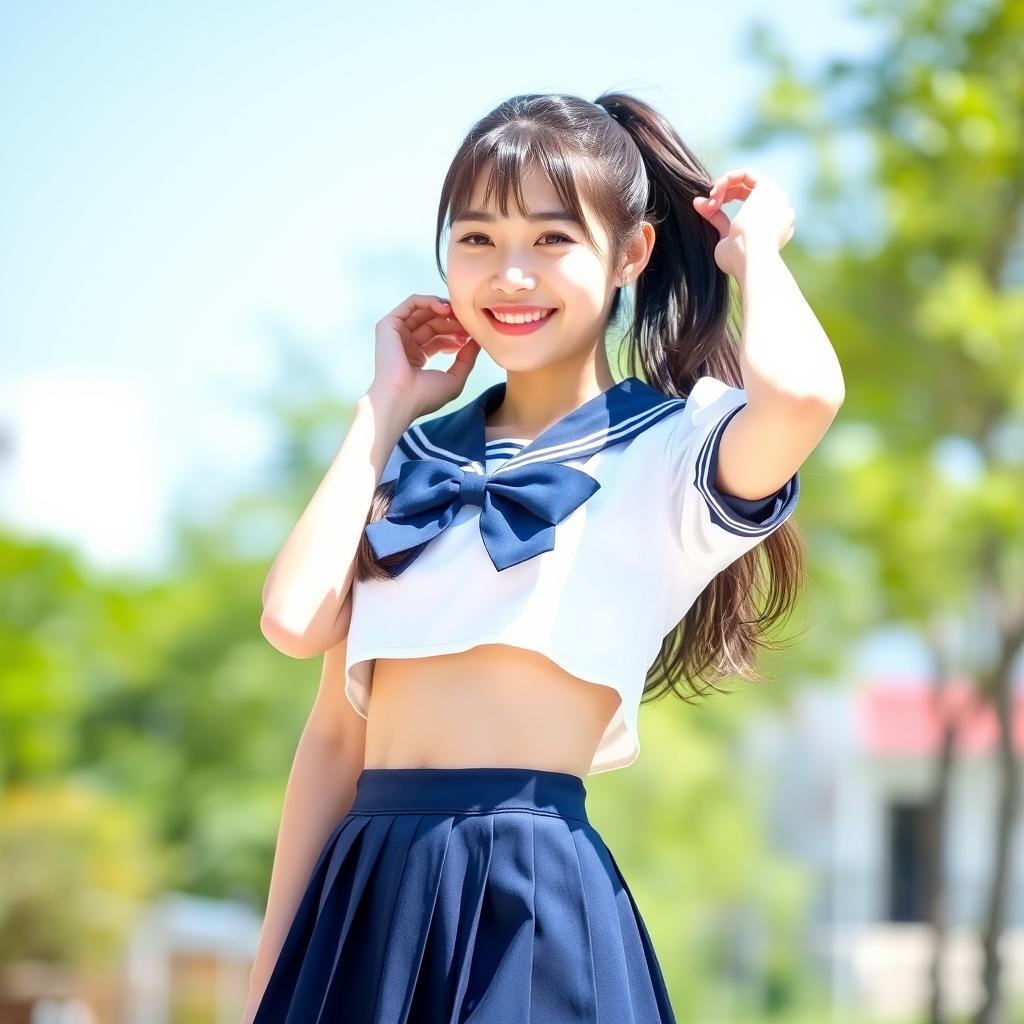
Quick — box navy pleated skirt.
[252,766,676,1023]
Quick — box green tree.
[739,1,1024,1021]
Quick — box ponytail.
[356,90,807,704]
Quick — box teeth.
[491,308,554,324]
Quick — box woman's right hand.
[371,293,481,421]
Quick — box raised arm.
[260,292,478,659]
[259,385,414,658]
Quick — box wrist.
[734,243,786,291]
[358,384,417,437]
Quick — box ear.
[619,221,656,285]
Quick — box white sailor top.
[344,374,801,775]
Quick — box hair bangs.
[437,129,608,275]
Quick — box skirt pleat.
[252,766,676,1024]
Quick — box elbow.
[258,610,317,659]
[819,381,845,409]
[774,388,844,424]
[260,592,353,660]
[260,611,324,659]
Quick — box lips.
[484,307,558,335]
[486,308,556,322]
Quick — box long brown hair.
[354,91,807,706]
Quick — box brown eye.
[457,233,574,246]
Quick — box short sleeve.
[667,375,800,572]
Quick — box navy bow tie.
[363,376,686,576]
[364,458,600,573]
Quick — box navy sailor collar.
[394,374,686,475]
[364,375,689,575]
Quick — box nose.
[492,267,536,293]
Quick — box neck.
[485,357,617,440]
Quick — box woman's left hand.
[693,168,795,277]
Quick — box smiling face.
[445,161,623,373]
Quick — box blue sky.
[0,0,880,577]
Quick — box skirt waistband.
[349,766,589,822]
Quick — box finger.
[412,311,468,336]
[402,293,451,316]
[396,326,426,365]
[692,196,731,236]
[409,313,470,348]
[707,181,754,210]
[445,337,480,386]
[706,167,765,208]
[400,308,437,337]
[392,311,463,366]
[710,167,761,195]
[412,333,465,365]
[385,293,452,325]
[420,331,470,358]
[384,307,449,353]
[717,177,788,212]
[404,311,471,365]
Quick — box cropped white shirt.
[344,374,800,775]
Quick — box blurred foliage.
[0,781,163,968]
[738,0,1023,648]
[727,1,1024,1020]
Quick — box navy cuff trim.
[694,404,800,536]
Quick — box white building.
[742,676,1024,1019]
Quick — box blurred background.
[2,0,1022,1021]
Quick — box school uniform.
[253,374,800,1023]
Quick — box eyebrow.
[452,208,583,227]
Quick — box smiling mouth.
[485,308,557,324]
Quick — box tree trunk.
[923,621,957,1024]
[973,601,1024,1024]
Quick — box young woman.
[246,90,844,1023]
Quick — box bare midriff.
[360,421,619,780]
[361,643,623,780]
